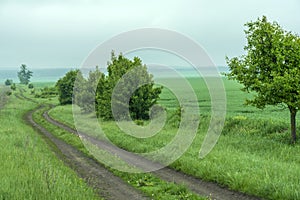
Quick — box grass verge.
[0,92,99,199]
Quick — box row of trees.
[56,53,162,120]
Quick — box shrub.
[35,87,58,98]
[10,83,16,91]
[5,79,13,86]
[28,83,34,89]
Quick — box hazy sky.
[0,0,299,69]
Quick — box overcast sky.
[0,0,299,69]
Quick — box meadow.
[48,78,300,200]
[0,87,99,199]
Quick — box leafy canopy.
[56,69,82,105]
[226,16,300,142]
[97,53,162,120]
[226,16,300,110]
[17,64,33,85]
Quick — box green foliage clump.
[75,52,162,121]
[74,66,105,113]
[10,83,16,91]
[17,64,33,85]
[167,107,182,128]
[96,53,162,120]
[4,79,13,86]
[28,83,34,89]
[5,91,12,96]
[226,16,300,142]
[35,87,58,98]
[56,70,81,105]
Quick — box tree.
[5,79,13,86]
[226,16,300,143]
[75,66,105,113]
[56,69,82,105]
[96,53,162,120]
[17,64,33,84]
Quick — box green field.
[48,78,300,200]
[1,78,299,200]
[0,87,99,199]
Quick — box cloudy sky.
[0,0,299,69]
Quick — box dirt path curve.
[44,110,261,200]
[26,107,149,200]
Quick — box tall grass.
[0,91,99,199]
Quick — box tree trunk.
[289,106,297,143]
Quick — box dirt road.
[43,110,261,200]
[26,107,149,200]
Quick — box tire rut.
[43,110,261,200]
[26,107,149,200]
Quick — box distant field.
[49,77,300,200]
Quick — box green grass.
[49,77,300,200]
[32,104,206,199]
[0,90,99,199]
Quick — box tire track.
[44,110,261,200]
[26,106,149,200]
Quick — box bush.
[6,91,12,96]
[35,87,58,98]
[96,53,162,120]
[28,83,34,89]
[10,83,16,91]
[5,79,13,86]
[167,107,182,128]
[134,120,144,126]
[56,70,81,105]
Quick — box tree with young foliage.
[226,16,300,143]
[17,64,33,85]
[56,69,82,105]
[75,66,105,113]
[97,53,162,120]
